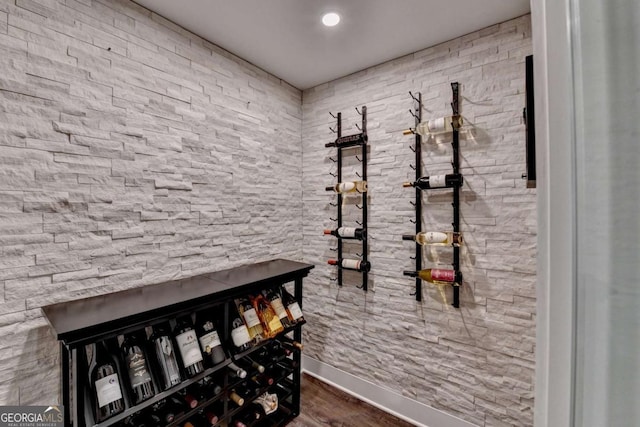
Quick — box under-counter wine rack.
[42,259,313,427]
[325,107,369,291]
[404,83,463,307]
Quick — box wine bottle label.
[429,174,446,188]
[431,269,456,282]
[231,324,252,347]
[424,232,448,244]
[126,351,152,388]
[95,373,123,408]
[428,117,446,133]
[267,315,284,334]
[337,227,356,238]
[199,330,222,354]
[337,182,356,193]
[287,302,303,320]
[175,330,203,367]
[269,297,288,320]
[341,259,361,270]
[242,308,261,328]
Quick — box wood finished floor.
[286,374,416,427]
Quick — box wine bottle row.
[404,84,463,306]
[115,339,299,427]
[88,285,304,424]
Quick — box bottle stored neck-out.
[403,173,462,190]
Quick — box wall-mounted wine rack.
[407,92,424,302]
[325,107,369,291]
[404,83,463,307]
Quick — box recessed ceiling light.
[322,12,340,27]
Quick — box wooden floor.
[286,374,416,427]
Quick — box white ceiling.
[133,0,531,90]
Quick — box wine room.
[1,1,638,427]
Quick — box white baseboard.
[302,355,479,427]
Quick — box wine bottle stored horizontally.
[323,227,366,240]
[254,391,279,415]
[327,258,371,272]
[148,322,182,390]
[252,294,284,338]
[229,386,247,407]
[250,372,274,388]
[403,268,461,285]
[403,115,463,136]
[277,335,304,351]
[91,340,125,423]
[238,355,265,374]
[265,288,293,329]
[281,287,304,324]
[150,399,176,424]
[173,315,205,378]
[402,231,463,247]
[325,180,367,193]
[120,331,155,404]
[237,297,265,343]
[227,361,248,379]
[195,311,226,367]
[403,173,462,190]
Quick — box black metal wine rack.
[326,107,369,291]
[42,259,313,427]
[405,83,463,307]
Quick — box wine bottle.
[204,404,223,426]
[403,115,463,136]
[241,355,266,374]
[325,180,367,193]
[264,288,293,329]
[254,391,279,415]
[403,173,462,189]
[250,372,274,387]
[151,399,176,424]
[195,311,226,367]
[91,340,125,423]
[252,294,284,338]
[148,322,182,390]
[236,297,265,343]
[200,376,223,397]
[120,331,155,404]
[403,268,462,285]
[327,258,371,272]
[277,335,304,351]
[229,388,246,407]
[227,361,248,379]
[229,309,252,353]
[173,315,205,378]
[323,227,366,240]
[402,231,463,246]
[281,287,304,324]
[123,412,154,427]
[170,388,198,410]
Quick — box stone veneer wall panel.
[0,0,302,404]
[301,15,535,427]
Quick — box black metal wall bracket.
[404,84,463,307]
[326,107,369,291]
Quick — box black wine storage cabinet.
[42,259,314,427]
